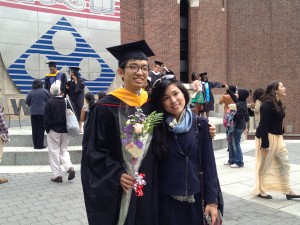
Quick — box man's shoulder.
[96,95,121,107]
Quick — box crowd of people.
[0,39,299,225]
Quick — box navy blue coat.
[159,115,219,204]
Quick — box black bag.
[196,116,223,224]
[248,107,254,117]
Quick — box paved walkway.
[1,140,300,224]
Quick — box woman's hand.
[204,204,218,225]
[120,173,135,193]
[208,122,216,139]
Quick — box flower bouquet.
[117,106,163,225]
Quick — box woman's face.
[70,70,76,79]
[162,84,186,120]
[276,82,286,98]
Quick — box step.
[6,126,83,147]
[2,117,229,165]
[3,137,228,165]
[2,146,82,165]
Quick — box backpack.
[223,109,235,132]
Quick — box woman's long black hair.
[84,92,95,107]
[263,82,285,112]
[150,78,190,159]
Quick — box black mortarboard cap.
[154,60,164,66]
[46,61,57,68]
[106,40,155,66]
[69,67,81,72]
[199,72,208,78]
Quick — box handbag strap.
[65,98,75,112]
[197,116,224,219]
[196,116,206,218]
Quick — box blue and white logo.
[7,17,115,94]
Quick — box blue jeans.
[228,128,244,166]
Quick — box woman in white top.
[251,88,264,128]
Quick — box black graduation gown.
[81,95,159,225]
[65,77,85,120]
[148,72,162,89]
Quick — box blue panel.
[47,56,83,62]
[51,26,76,32]
[31,44,55,50]
[41,35,53,39]
[74,48,95,53]
[7,17,116,94]
[77,43,91,48]
[9,65,25,69]
[37,40,52,44]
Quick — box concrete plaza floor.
[1,140,300,224]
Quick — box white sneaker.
[230,164,242,168]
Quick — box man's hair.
[50,82,61,96]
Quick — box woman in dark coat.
[65,67,85,121]
[150,77,220,225]
[26,79,50,149]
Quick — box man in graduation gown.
[81,40,159,225]
[44,61,67,95]
[148,61,172,93]
[148,60,163,87]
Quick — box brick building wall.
[227,0,300,134]
[121,0,300,135]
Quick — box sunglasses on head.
[152,74,175,89]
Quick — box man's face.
[153,64,161,73]
[118,59,148,94]
[49,66,57,74]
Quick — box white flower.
[133,123,143,134]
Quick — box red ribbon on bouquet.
[133,172,146,197]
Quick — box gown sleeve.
[81,103,126,225]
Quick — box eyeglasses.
[125,64,149,74]
[152,74,175,89]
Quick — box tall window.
[180,0,188,82]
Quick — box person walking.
[26,79,50,149]
[65,67,85,121]
[252,81,300,200]
[44,83,75,183]
[150,77,221,225]
[0,105,10,184]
